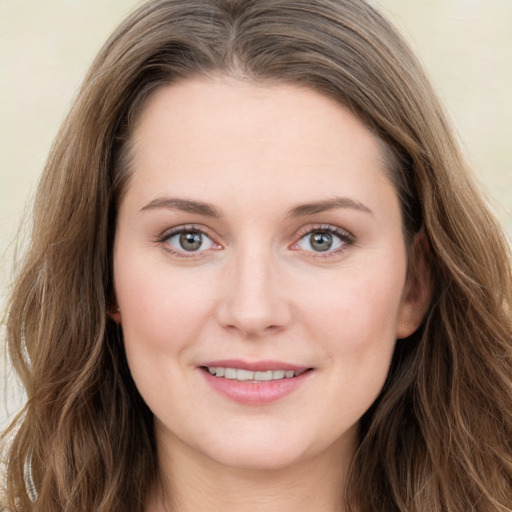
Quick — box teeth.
[207,367,299,381]
[237,369,254,381]
[224,368,237,379]
[255,370,273,381]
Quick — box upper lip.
[199,359,311,372]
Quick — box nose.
[215,246,292,338]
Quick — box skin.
[112,76,431,512]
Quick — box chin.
[205,442,311,472]
[189,422,354,473]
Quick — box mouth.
[198,360,314,404]
[203,366,310,382]
[198,360,314,406]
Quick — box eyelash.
[290,224,355,257]
[155,224,355,258]
[155,225,220,258]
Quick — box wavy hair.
[3,1,511,511]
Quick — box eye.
[293,226,352,254]
[164,228,216,253]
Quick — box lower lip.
[200,368,312,405]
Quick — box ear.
[107,303,122,324]
[396,231,433,339]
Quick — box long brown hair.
[3,1,511,510]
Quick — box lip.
[198,359,313,405]
[200,359,309,372]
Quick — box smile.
[200,362,314,404]
[206,367,304,381]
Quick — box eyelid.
[289,224,355,255]
[153,223,354,258]
[155,224,222,257]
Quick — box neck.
[147,430,355,512]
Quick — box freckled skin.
[113,77,427,508]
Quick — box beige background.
[1,0,511,428]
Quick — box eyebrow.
[287,197,373,217]
[139,195,372,219]
[140,197,221,218]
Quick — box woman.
[2,1,511,511]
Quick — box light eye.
[296,229,344,253]
[166,229,215,253]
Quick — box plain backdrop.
[1,0,511,429]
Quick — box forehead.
[133,76,383,157]
[125,76,396,216]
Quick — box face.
[113,77,427,473]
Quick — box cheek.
[299,264,405,341]
[114,260,219,416]
[305,269,405,418]
[294,252,407,401]
[114,256,217,360]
